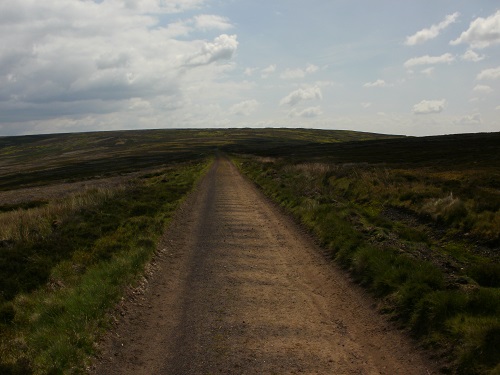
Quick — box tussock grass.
[0,188,120,243]
[422,193,468,224]
[0,160,210,374]
[236,155,500,374]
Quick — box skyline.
[1,1,500,136]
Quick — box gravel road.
[91,156,438,374]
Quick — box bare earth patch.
[90,157,439,374]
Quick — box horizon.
[1,1,499,137]
[2,126,499,140]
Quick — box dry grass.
[0,160,210,374]
[422,193,467,223]
[254,156,277,164]
[0,187,121,243]
[0,172,146,207]
[289,163,332,176]
[237,155,500,375]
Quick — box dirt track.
[92,157,438,374]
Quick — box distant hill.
[1,128,498,190]
[0,128,401,190]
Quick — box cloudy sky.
[1,0,500,136]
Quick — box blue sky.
[1,0,499,136]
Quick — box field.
[0,129,499,374]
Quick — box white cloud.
[404,53,455,68]
[453,113,482,126]
[450,10,500,49]
[128,97,152,111]
[1,1,499,137]
[461,50,485,62]
[421,67,435,75]
[229,99,259,116]
[363,79,387,88]
[244,67,257,76]
[159,14,232,37]
[261,64,276,78]
[164,20,193,37]
[0,0,246,129]
[193,15,233,31]
[118,0,205,14]
[280,86,322,106]
[289,106,322,118]
[477,67,500,80]
[306,64,319,74]
[281,68,306,79]
[412,99,446,115]
[280,64,319,79]
[1,2,175,107]
[473,85,493,94]
[314,80,336,87]
[184,34,238,66]
[405,12,459,45]
[496,105,500,110]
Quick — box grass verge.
[235,156,500,375]
[0,159,210,374]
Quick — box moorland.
[0,128,498,374]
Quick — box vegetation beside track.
[1,129,499,374]
[233,132,500,375]
[0,160,209,374]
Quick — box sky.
[1,1,500,137]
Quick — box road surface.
[92,157,437,374]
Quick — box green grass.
[0,159,210,374]
[1,128,499,374]
[234,151,500,375]
[0,128,400,374]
